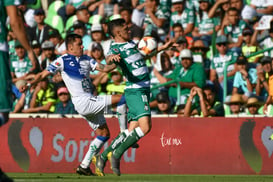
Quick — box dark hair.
[172,23,183,30]
[107,18,126,37]
[65,33,82,49]
[119,7,133,15]
[203,84,216,93]
[160,52,173,72]
[227,7,239,14]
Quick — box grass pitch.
[7,173,273,182]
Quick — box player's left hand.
[106,54,121,64]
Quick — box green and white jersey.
[143,6,169,36]
[224,20,247,43]
[195,12,220,35]
[211,51,238,79]
[108,40,150,90]
[170,8,195,30]
[0,0,20,52]
[10,54,32,78]
[260,37,273,57]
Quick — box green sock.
[101,131,127,161]
[113,129,140,159]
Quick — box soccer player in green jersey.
[95,18,173,176]
[0,0,39,180]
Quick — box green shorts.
[0,51,12,112]
[125,88,151,122]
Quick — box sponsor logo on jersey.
[69,61,75,67]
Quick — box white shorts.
[72,95,112,130]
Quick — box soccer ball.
[138,36,157,56]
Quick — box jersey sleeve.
[47,56,63,74]
[89,57,98,72]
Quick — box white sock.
[135,127,145,138]
[80,136,107,168]
[116,103,127,132]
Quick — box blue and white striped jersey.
[47,53,97,97]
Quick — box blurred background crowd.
[7,0,273,117]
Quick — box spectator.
[62,0,94,22]
[150,52,174,101]
[172,23,193,47]
[256,56,272,98]
[54,86,78,115]
[245,96,264,115]
[7,28,17,56]
[71,20,92,55]
[88,42,108,95]
[170,0,195,36]
[192,0,220,47]
[232,55,257,101]
[208,0,230,24]
[184,85,225,117]
[31,40,42,58]
[210,35,238,99]
[106,69,126,95]
[10,40,33,83]
[40,40,57,70]
[176,104,186,117]
[27,8,55,44]
[254,26,273,58]
[190,39,210,79]
[241,27,262,64]
[184,86,204,117]
[119,7,144,43]
[154,49,206,105]
[13,79,36,113]
[75,5,91,33]
[154,91,175,114]
[98,0,119,18]
[48,28,66,56]
[143,0,169,40]
[250,0,273,15]
[202,84,225,116]
[224,93,245,116]
[221,7,247,53]
[171,36,188,66]
[230,0,244,13]
[90,23,111,56]
[22,78,56,113]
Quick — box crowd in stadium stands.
[8,0,273,117]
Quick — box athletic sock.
[116,95,127,132]
[101,130,129,161]
[80,136,109,168]
[113,127,144,159]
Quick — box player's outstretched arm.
[157,39,176,53]
[96,62,117,73]
[145,39,177,59]
[30,70,51,85]
[106,54,121,64]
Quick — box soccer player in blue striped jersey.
[30,33,126,176]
